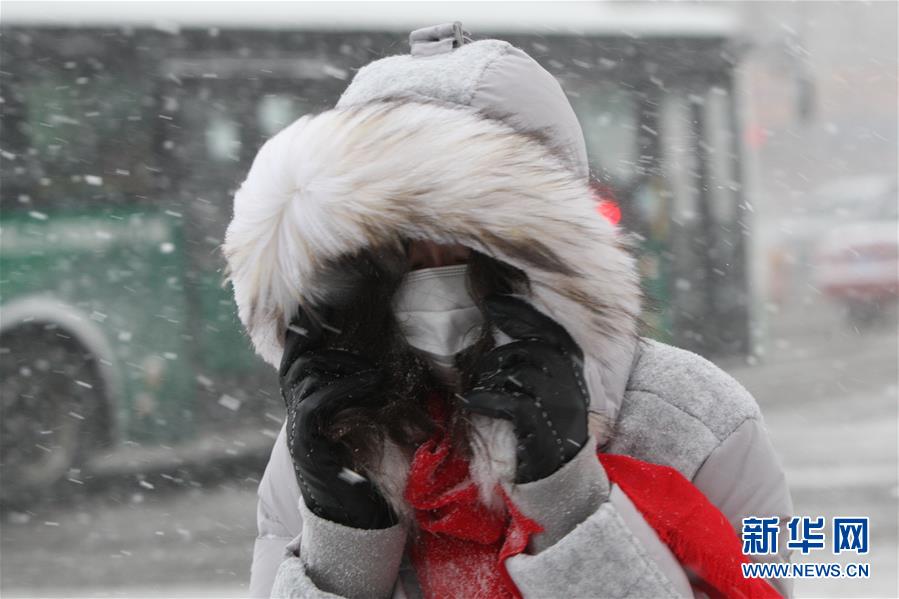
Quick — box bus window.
[698,83,749,354]
[258,94,303,137]
[657,81,749,355]
[661,94,701,226]
[704,86,740,227]
[572,83,640,188]
[205,114,242,163]
[661,91,706,345]
[0,47,157,212]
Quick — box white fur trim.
[367,438,413,523]
[223,99,641,495]
[468,415,517,510]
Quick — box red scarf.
[404,397,781,599]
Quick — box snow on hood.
[222,98,641,431]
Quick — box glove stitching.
[563,348,590,410]
[293,467,316,512]
[532,396,565,462]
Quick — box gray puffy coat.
[248,339,793,599]
[222,30,793,599]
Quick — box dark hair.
[310,243,530,469]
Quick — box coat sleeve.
[270,500,407,599]
[692,417,794,598]
[506,415,794,599]
[250,420,408,599]
[505,439,694,598]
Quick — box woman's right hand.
[279,306,397,529]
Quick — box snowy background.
[1,2,896,598]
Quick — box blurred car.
[812,176,898,327]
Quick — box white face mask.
[392,263,483,386]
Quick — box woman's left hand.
[462,295,590,483]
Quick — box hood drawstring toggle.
[409,22,472,57]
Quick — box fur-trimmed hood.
[223,97,641,435]
[224,32,646,510]
[224,99,640,512]
[225,96,646,518]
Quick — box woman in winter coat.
[224,24,793,599]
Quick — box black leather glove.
[279,306,397,529]
[463,295,590,483]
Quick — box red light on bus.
[597,200,622,225]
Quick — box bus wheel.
[0,324,104,507]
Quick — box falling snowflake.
[218,394,242,411]
[338,468,368,485]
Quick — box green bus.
[0,2,754,502]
